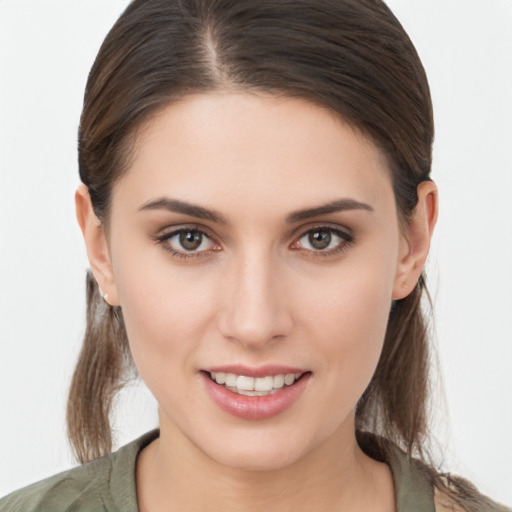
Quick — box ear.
[392,180,438,300]
[75,184,120,306]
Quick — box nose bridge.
[219,247,292,346]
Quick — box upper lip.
[202,365,309,378]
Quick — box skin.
[76,93,438,512]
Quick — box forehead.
[115,93,395,220]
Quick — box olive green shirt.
[0,429,437,511]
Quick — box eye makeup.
[151,222,355,262]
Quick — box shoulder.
[0,430,159,512]
[434,486,512,512]
[0,456,111,512]
[357,432,511,512]
[434,488,464,512]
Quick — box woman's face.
[101,93,414,470]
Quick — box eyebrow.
[139,196,373,224]
[139,198,228,224]
[286,198,374,223]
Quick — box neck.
[136,414,394,512]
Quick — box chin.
[192,422,323,472]
[208,442,302,472]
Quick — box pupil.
[180,231,202,250]
[309,230,331,250]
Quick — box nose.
[218,251,293,348]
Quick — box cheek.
[110,239,219,378]
[116,269,221,418]
[299,248,397,389]
[305,242,396,330]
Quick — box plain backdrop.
[1,0,511,505]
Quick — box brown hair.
[68,1,503,510]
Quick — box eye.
[292,227,353,255]
[156,228,219,258]
[173,230,209,251]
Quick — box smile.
[209,372,304,396]
[202,368,311,420]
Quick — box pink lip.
[201,369,311,420]
[203,364,308,378]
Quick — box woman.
[0,0,509,511]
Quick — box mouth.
[201,367,311,419]
[207,371,306,396]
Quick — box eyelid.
[290,224,354,256]
[154,221,215,236]
[151,224,221,259]
[151,222,354,260]
[291,222,353,241]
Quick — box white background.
[1,0,511,506]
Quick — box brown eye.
[308,229,332,250]
[161,228,216,255]
[179,230,204,251]
[293,226,353,254]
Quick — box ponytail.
[356,274,430,458]
[66,270,131,463]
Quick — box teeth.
[254,376,273,392]
[210,371,303,394]
[237,375,255,391]
[273,374,285,389]
[284,374,295,386]
[212,372,226,384]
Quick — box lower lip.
[202,372,311,420]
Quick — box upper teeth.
[210,372,302,394]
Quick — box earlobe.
[392,180,438,300]
[75,184,120,306]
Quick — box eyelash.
[291,226,354,258]
[153,225,354,261]
[153,226,219,261]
